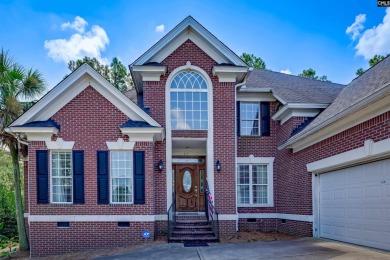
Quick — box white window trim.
[237,156,274,207]
[170,67,209,131]
[109,150,134,204]
[240,102,261,136]
[106,138,135,150]
[46,138,75,150]
[50,150,73,204]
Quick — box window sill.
[49,203,74,207]
[109,203,134,207]
[237,204,274,208]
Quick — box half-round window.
[170,71,208,130]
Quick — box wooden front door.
[175,164,206,212]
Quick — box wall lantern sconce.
[158,160,163,172]
[216,160,221,172]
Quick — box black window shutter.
[36,150,49,204]
[73,150,84,204]
[237,101,241,136]
[97,151,109,204]
[261,102,271,136]
[133,151,145,204]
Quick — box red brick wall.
[29,222,154,257]
[27,86,157,256]
[143,40,237,220]
[28,86,155,216]
[238,218,277,232]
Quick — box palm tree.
[0,49,46,250]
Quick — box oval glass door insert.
[183,170,192,192]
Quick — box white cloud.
[354,8,390,60]
[280,69,291,75]
[346,14,366,41]
[61,16,88,33]
[44,16,109,64]
[155,24,165,33]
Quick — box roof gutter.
[235,67,253,89]
[278,82,390,150]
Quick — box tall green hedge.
[0,149,22,238]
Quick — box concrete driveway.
[95,238,390,260]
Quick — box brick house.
[7,16,390,256]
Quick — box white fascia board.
[272,103,328,121]
[237,92,276,102]
[132,16,246,67]
[212,66,248,83]
[132,65,167,82]
[238,88,272,93]
[10,64,90,127]
[9,127,58,134]
[306,138,390,174]
[280,84,390,151]
[282,93,390,152]
[10,64,161,128]
[120,127,165,142]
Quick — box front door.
[174,164,206,212]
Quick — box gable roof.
[10,64,161,128]
[131,16,246,67]
[280,55,390,150]
[244,68,345,104]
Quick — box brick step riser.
[175,224,209,228]
[172,231,214,235]
[169,238,219,243]
[176,220,208,223]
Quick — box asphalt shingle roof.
[245,69,345,104]
[301,55,390,134]
[120,119,155,128]
[13,119,60,130]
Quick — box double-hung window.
[51,151,73,203]
[110,151,133,203]
[237,157,274,207]
[240,102,260,136]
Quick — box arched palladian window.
[170,71,208,130]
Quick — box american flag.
[205,180,214,219]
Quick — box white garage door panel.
[319,159,390,251]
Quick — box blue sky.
[1,0,389,91]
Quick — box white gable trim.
[272,103,328,125]
[132,16,246,66]
[10,64,161,128]
[280,83,390,152]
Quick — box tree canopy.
[356,54,389,76]
[240,53,266,69]
[67,57,133,92]
[298,68,330,82]
[0,49,46,250]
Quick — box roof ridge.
[251,68,346,86]
[349,54,390,83]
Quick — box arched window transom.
[170,71,208,130]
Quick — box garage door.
[319,159,390,251]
